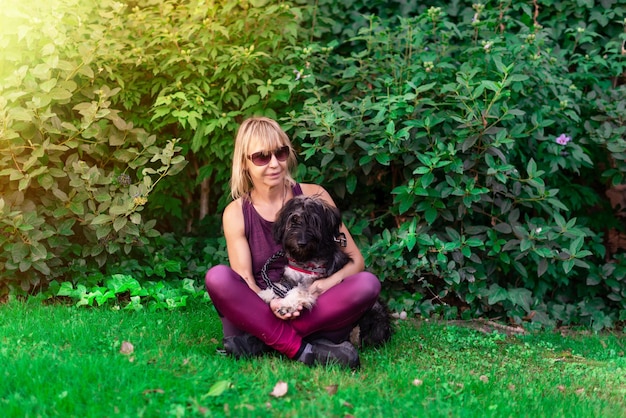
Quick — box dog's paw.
[278,287,316,314]
[276,305,298,316]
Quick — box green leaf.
[569,236,584,254]
[12,242,30,263]
[113,216,128,232]
[346,173,357,194]
[465,237,483,247]
[526,159,537,177]
[375,153,391,165]
[491,54,506,74]
[37,173,55,190]
[30,242,48,261]
[537,258,548,278]
[487,284,508,305]
[507,74,529,82]
[91,214,113,225]
[68,200,85,216]
[424,207,437,225]
[241,94,260,110]
[49,87,72,100]
[204,380,232,398]
[398,195,415,214]
[507,288,533,312]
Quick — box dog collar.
[286,258,327,277]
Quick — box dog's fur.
[258,194,392,348]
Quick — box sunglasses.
[247,146,290,166]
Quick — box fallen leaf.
[205,380,231,397]
[557,385,566,392]
[325,384,338,395]
[412,379,423,386]
[142,388,165,395]
[479,375,489,383]
[342,400,354,408]
[575,388,585,395]
[120,341,134,355]
[270,381,288,398]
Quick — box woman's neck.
[249,183,289,221]
[251,182,287,204]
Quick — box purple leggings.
[205,265,381,359]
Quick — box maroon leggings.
[205,265,381,358]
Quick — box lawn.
[1,298,624,417]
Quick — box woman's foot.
[222,334,269,358]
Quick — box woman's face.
[246,140,290,189]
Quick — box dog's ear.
[321,200,342,235]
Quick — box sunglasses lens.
[250,152,271,166]
[275,146,289,161]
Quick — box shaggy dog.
[258,194,392,348]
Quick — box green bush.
[0,0,186,295]
[287,2,626,329]
[94,0,309,232]
[3,0,626,330]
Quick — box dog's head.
[273,195,344,263]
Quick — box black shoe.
[222,334,268,359]
[301,339,360,369]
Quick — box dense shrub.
[0,0,186,295]
[287,2,626,329]
[2,0,626,329]
[94,0,309,232]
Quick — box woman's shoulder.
[223,198,244,221]
[297,183,337,205]
[298,183,327,196]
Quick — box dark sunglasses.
[247,146,290,166]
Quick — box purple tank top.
[243,183,303,288]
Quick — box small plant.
[44,275,209,311]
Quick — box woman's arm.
[300,184,365,295]
[223,199,301,320]
[223,200,262,294]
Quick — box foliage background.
[1,0,626,330]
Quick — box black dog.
[258,194,392,348]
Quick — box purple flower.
[555,134,571,146]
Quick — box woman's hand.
[307,276,341,296]
[269,298,302,320]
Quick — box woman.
[205,117,381,369]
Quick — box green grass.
[1,299,625,417]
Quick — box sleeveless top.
[243,183,303,288]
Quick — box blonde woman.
[205,117,380,368]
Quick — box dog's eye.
[289,215,300,226]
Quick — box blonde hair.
[230,117,297,200]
